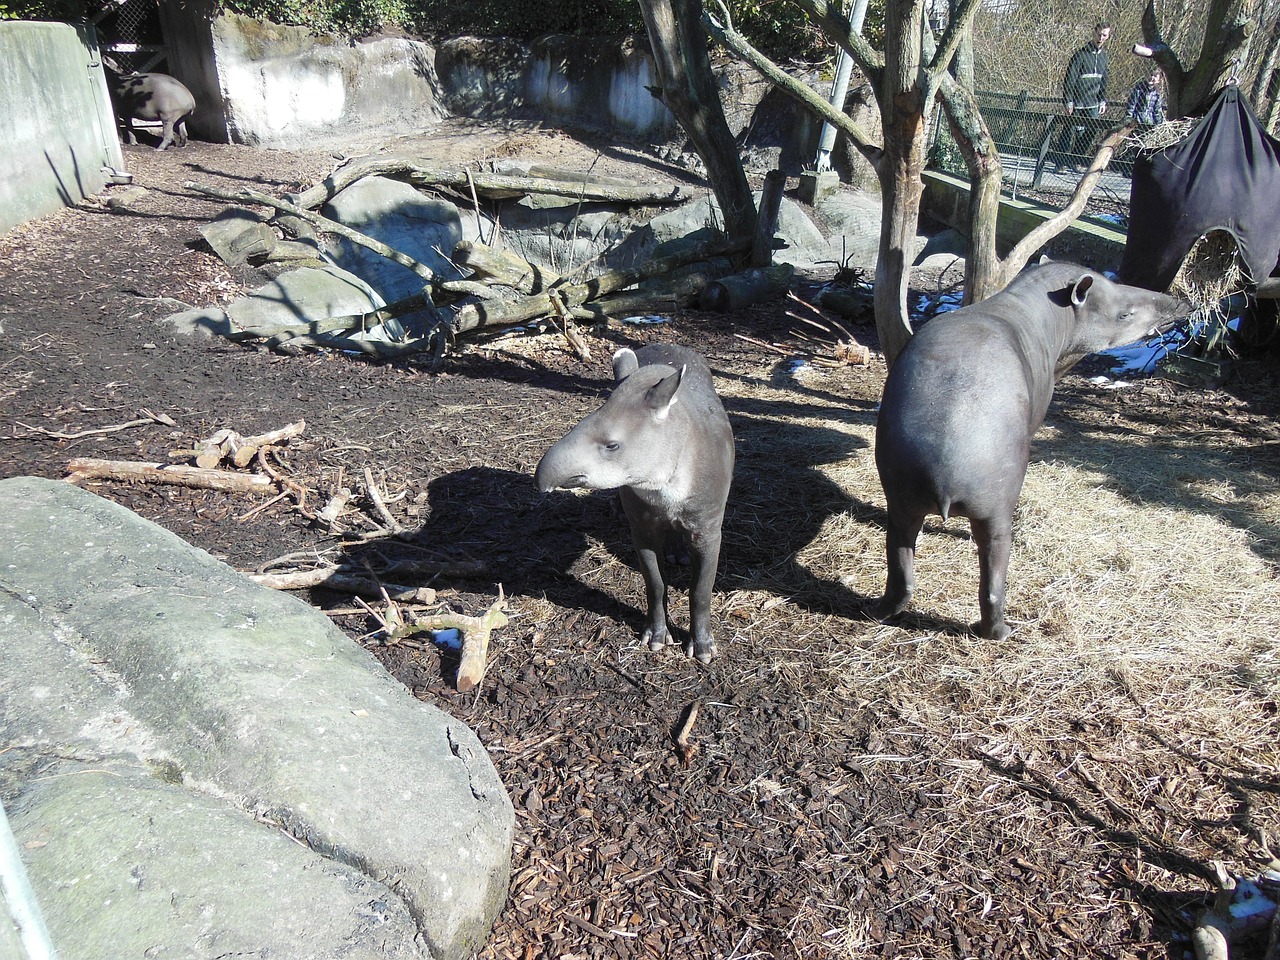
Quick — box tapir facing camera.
[535,343,734,664]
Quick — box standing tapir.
[872,261,1186,639]
[535,344,735,664]
[102,57,195,152]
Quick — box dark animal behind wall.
[102,56,195,152]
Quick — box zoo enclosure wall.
[0,19,125,234]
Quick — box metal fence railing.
[930,90,1139,225]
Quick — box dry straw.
[716,358,1279,917]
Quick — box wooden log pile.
[185,156,770,364]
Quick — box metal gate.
[90,0,168,73]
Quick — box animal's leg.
[685,528,722,664]
[174,118,188,148]
[156,118,176,151]
[634,544,671,652]
[970,516,1013,640]
[872,507,924,620]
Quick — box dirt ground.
[2,118,1279,960]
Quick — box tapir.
[872,261,1186,639]
[535,344,735,663]
[102,57,195,152]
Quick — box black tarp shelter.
[1119,84,1280,292]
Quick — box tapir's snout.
[534,441,588,493]
[536,469,588,493]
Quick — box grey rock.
[0,477,514,960]
[224,263,384,332]
[201,206,278,265]
[322,176,467,304]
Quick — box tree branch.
[928,0,983,79]
[704,5,884,167]
[787,0,884,81]
[1000,123,1136,283]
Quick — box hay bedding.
[1,124,1278,959]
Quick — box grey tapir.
[102,57,195,152]
[872,261,1186,639]
[535,344,734,663]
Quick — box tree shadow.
[1044,378,1280,573]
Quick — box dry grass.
[1171,229,1249,316]
[713,356,1280,951]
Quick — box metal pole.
[0,800,59,960]
[814,0,870,171]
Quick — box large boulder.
[0,477,513,960]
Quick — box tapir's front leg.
[686,527,722,664]
[634,543,671,652]
[621,491,672,652]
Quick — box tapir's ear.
[645,365,685,421]
[1038,253,1053,265]
[1070,274,1095,305]
[612,348,638,382]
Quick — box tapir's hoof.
[972,620,1012,641]
[686,638,717,664]
[643,627,670,652]
[868,594,909,622]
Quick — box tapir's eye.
[603,440,621,453]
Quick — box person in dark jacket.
[1054,20,1112,171]
[1126,68,1167,126]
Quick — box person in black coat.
[1054,20,1112,171]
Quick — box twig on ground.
[12,408,176,440]
[674,700,701,768]
[391,589,508,692]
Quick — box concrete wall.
[922,170,1126,271]
[0,21,125,235]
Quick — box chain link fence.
[930,89,1141,227]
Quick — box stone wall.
[0,21,125,234]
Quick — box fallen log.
[450,235,750,334]
[66,458,275,494]
[699,262,794,311]
[284,154,686,209]
[248,568,437,603]
[575,267,725,320]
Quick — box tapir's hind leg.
[156,117,177,151]
[970,516,1013,640]
[871,505,925,621]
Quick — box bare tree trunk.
[871,0,930,365]
[638,0,758,242]
[875,122,927,365]
[1142,0,1259,118]
[1182,0,1258,115]
[938,76,1004,303]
